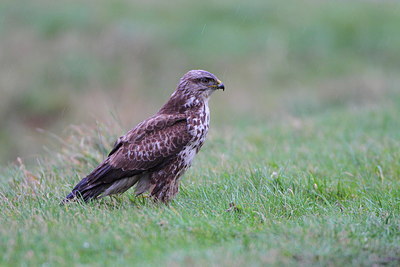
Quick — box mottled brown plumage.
[63,70,224,203]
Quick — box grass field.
[1,0,400,266]
[1,97,400,266]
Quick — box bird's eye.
[200,78,212,84]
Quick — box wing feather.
[85,113,190,186]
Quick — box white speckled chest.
[178,102,210,169]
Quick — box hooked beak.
[216,79,225,91]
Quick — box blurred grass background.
[1,0,400,164]
[1,1,400,265]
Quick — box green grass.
[1,96,399,266]
[2,0,400,163]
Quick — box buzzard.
[63,70,224,203]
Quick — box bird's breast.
[178,103,211,168]
[187,103,210,144]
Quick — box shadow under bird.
[62,70,225,203]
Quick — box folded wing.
[63,113,190,202]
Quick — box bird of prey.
[63,70,224,203]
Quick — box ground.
[1,98,399,265]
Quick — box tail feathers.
[61,162,114,204]
[61,177,107,204]
[61,162,142,205]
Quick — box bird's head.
[177,70,225,99]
